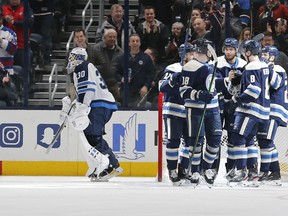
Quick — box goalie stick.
[45,103,76,154]
[186,43,218,178]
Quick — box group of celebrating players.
[159,37,288,187]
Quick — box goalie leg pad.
[79,132,109,177]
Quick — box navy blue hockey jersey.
[158,62,186,118]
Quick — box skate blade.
[98,167,124,181]
[262,180,282,186]
[172,179,186,186]
[243,180,260,187]
[90,177,109,182]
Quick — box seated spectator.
[165,21,185,64]
[2,0,34,73]
[0,11,19,105]
[115,34,154,108]
[0,62,18,106]
[136,6,170,62]
[95,4,135,48]
[88,28,123,104]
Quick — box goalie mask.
[66,47,88,74]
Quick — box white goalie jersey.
[73,61,118,110]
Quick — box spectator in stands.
[29,0,55,65]
[201,0,224,55]
[274,17,288,55]
[165,21,185,64]
[0,9,17,74]
[136,6,170,62]
[261,31,288,72]
[2,0,34,70]
[139,0,175,28]
[0,11,18,106]
[144,47,165,108]
[115,34,154,108]
[190,17,212,42]
[238,27,251,46]
[257,0,288,34]
[95,4,135,49]
[73,27,88,49]
[0,62,18,106]
[172,0,202,25]
[88,28,123,104]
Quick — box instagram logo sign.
[0,123,23,148]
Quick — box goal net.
[157,93,288,182]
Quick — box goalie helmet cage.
[157,93,288,182]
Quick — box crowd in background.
[1,0,288,108]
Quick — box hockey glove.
[231,70,242,86]
[228,96,242,114]
[193,90,214,103]
[170,73,182,86]
[60,96,72,121]
[69,102,91,131]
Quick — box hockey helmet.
[192,38,214,54]
[178,43,195,56]
[268,46,279,61]
[222,38,238,52]
[66,47,88,74]
[242,40,261,55]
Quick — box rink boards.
[0,109,288,177]
[0,110,158,176]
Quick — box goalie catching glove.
[69,102,91,131]
[60,96,91,131]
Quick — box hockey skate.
[190,172,201,186]
[203,169,216,186]
[168,169,185,186]
[258,172,269,182]
[228,169,248,187]
[245,167,259,187]
[98,166,124,181]
[266,172,282,186]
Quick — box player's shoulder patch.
[216,56,229,68]
[183,59,204,72]
[165,62,182,73]
[274,64,286,73]
[237,57,247,67]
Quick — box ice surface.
[0,176,288,216]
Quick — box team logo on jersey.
[138,60,144,65]
[113,113,145,160]
[206,74,215,92]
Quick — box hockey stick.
[45,103,76,154]
[180,0,196,66]
[186,44,218,178]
